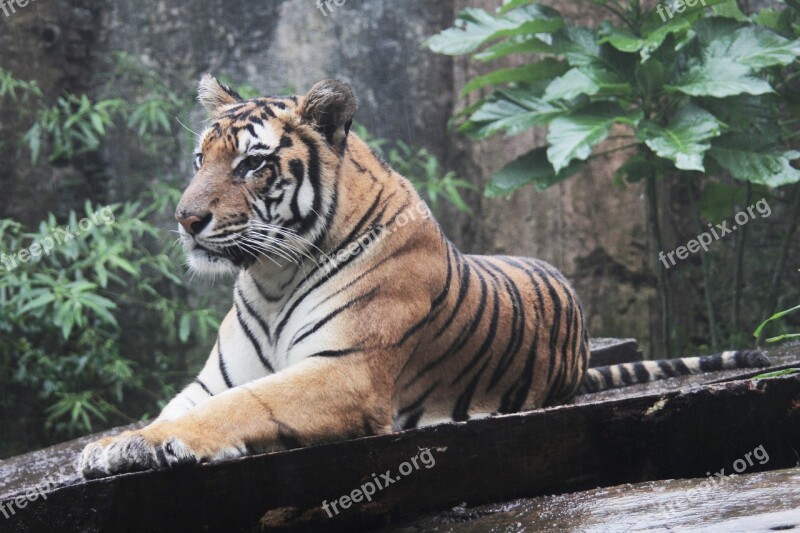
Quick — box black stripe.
[618,363,632,386]
[579,371,600,394]
[452,360,490,422]
[237,284,273,343]
[497,258,545,413]
[401,411,423,430]
[274,235,417,342]
[599,366,614,388]
[407,264,488,387]
[434,255,471,338]
[311,347,363,357]
[658,360,678,378]
[289,286,380,348]
[673,359,691,376]
[235,295,274,373]
[481,260,527,391]
[498,258,564,406]
[699,353,724,372]
[633,362,650,383]
[217,337,234,389]
[310,255,392,312]
[337,187,385,250]
[288,159,305,223]
[194,379,213,396]
[430,241,454,310]
[453,260,501,384]
[295,133,322,236]
[398,382,439,416]
[397,314,430,347]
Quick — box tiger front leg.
[79,356,392,478]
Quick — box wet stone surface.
[383,468,800,532]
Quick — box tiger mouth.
[193,242,251,266]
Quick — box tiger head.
[176,75,358,275]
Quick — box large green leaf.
[425,6,563,56]
[600,16,693,60]
[543,66,630,101]
[669,20,799,97]
[709,134,800,186]
[551,26,602,67]
[638,104,723,171]
[462,59,567,95]
[669,58,774,97]
[474,35,552,62]
[486,146,583,197]
[463,88,566,138]
[705,23,800,69]
[547,103,641,173]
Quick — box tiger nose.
[177,212,212,235]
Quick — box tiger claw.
[79,432,198,479]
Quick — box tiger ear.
[197,74,243,115]
[299,79,358,153]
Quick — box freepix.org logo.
[0,0,37,18]
[316,0,346,17]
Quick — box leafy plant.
[427,0,800,194]
[428,0,800,356]
[353,123,476,214]
[0,62,219,457]
[754,302,800,343]
[0,190,220,450]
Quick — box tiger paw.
[79,429,199,479]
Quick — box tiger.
[79,76,770,478]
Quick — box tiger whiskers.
[248,220,331,263]
[236,237,291,267]
[246,222,328,267]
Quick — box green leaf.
[179,314,191,343]
[80,293,118,327]
[547,103,640,173]
[462,59,567,95]
[498,0,538,14]
[463,88,565,138]
[710,25,800,69]
[712,0,746,21]
[639,104,723,171]
[474,35,552,62]
[754,304,800,338]
[486,146,584,197]
[543,66,630,101]
[552,26,601,67]
[24,123,42,164]
[669,20,799,97]
[425,6,563,56]
[90,113,105,135]
[709,135,800,187]
[598,24,645,53]
[752,368,800,378]
[18,292,56,314]
[669,59,774,97]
